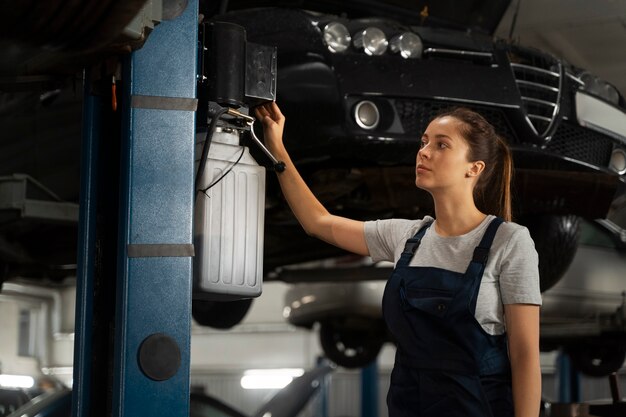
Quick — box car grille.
[509,53,562,140]
[393,98,614,170]
[547,121,614,168]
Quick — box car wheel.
[319,318,386,369]
[566,343,626,377]
[520,214,580,292]
[192,299,252,329]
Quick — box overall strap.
[471,217,505,265]
[398,220,433,266]
[467,217,504,314]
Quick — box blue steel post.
[112,2,198,416]
[557,350,581,403]
[361,360,379,417]
[316,357,330,417]
[72,71,100,417]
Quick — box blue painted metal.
[72,71,100,417]
[557,350,581,403]
[112,2,198,416]
[316,357,330,417]
[361,361,379,417]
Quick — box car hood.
[214,0,512,35]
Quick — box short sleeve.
[364,218,421,263]
[499,227,542,305]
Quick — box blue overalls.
[382,217,514,417]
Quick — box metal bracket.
[0,174,78,224]
[218,107,286,172]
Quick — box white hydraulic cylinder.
[193,128,265,300]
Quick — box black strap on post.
[131,95,198,111]
[127,243,195,258]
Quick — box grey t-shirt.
[364,215,542,335]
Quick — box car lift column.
[361,360,379,417]
[113,1,199,414]
[557,350,581,404]
[72,1,199,416]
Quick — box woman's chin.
[415,178,430,191]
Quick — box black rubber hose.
[195,106,229,198]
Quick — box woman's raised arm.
[255,102,369,256]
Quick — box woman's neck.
[431,192,486,237]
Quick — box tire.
[520,214,580,292]
[319,318,386,369]
[192,299,252,329]
[566,343,626,377]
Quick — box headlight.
[353,27,388,56]
[354,100,380,130]
[323,22,351,53]
[580,72,620,106]
[390,32,423,58]
[610,148,626,175]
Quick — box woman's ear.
[466,160,485,178]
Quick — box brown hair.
[435,108,513,221]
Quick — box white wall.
[1,280,620,416]
[0,280,563,376]
[0,295,43,378]
[0,283,77,387]
[191,282,323,371]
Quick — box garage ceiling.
[495,0,626,97]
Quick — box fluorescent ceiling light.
[240,368,304,390]
[0,374,35,388]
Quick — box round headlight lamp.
[610,148,626,175]
[323,22,351,53]
[390,32,423,58]
[580,72,621,106]
[354,100,380,130]
[353,27,388,56]
[602,83,620,106]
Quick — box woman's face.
[415,116,478,193]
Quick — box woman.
[255,102,541,417]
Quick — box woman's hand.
[254,101,285,154]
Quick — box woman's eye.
[420,141,427,148]
[438,142,447,149]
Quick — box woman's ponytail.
[496,135,513,222]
